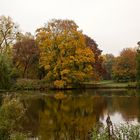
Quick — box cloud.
[0,0,140,55]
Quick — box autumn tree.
[102,54,115,80]
[112,48,136,82]
[36,19,95,88]
[0,16,19,54]
[13,33,39,78]
[84,35,104,80]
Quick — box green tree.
[36,19,95,88]
[0,16,20,89]
[0,54,13,89]
[136,41,140,87]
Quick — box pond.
[1,89,140,140]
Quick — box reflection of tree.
[17,90,140,139]
[21,96,46,136]
[38,91,106,140]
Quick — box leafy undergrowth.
[12,79,48,90]
[0,95,28,140]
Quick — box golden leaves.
[36,19,95,88]
[54,80,66,89]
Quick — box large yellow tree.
[36,19,95,88]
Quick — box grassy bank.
[0,79,138,91]
[83,80,137,89]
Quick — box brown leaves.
[84,35,104,80]
[112,48,136,82]
[13,36,39,78]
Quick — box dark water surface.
[1,89,140,140]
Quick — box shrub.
[0,54,12,89]
[0,95,27,140]
[13,79,40,90]
[91,124,140,140]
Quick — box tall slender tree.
[84,35,104,80]
[0,16,19,89]
[102,54,114,80]
[136,41,140,86]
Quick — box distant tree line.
[0,16,104,89]
[0,15,140,89]
[102,46,140,84]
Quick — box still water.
[2,89,140,140]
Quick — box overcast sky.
[0,0,140,55]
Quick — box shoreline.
[0,84,138,92]
[0,80,138,91]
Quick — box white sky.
[0,0,140,55]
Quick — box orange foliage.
[36,19,95,88]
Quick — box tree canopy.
[36,19,95,88]
[0,16,19,54]
[13,33,39,78]
[84,35,104,80]
[112,48,136,82]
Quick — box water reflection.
[19,89,140,140]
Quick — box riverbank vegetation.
[92,123,140,140]
[0,15,140,90]
[0,95,27,140]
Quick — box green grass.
[5,79,138,90]
[84,80,137,89]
